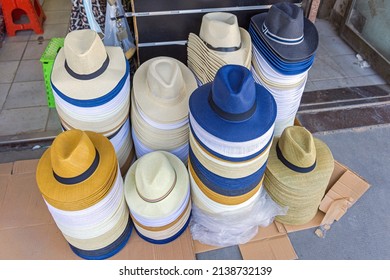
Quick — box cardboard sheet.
[239,235,297,260]
[0,158,370,260]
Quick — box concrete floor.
[0,0,389,260]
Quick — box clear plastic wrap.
[190,187,287,247]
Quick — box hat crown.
[64,29,107,75]
[146,58,185,104]
[200,12,241,49]
[50,130,96,179]
[135,152,176,202]
[211,65,256,119]
[279,126,316,168]
[264,3,304,41]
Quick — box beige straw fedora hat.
[264,126,334,225]
[124,151,189,220]
[132,56,197,124]
[36,129,117,211]
[51,29,127,100]
[188,12,252,68]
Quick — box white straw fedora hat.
[51,29,128,101]
[189,12,252,67]
[124,151,190,221]
[132,56,197,124]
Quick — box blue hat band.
[276,141,316,173]
[65,55,110,80]
[208,91,257,122]
[203,40,242,52]
[53,149,100,185]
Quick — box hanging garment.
[69,0,106,33]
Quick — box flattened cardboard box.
[0,159,194,260]
[0,158,370,260]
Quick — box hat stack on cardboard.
[131,56,198,164]
[188,64,278,244]
[124,151,191,244]
[187,12,252,85]
[51,29,135,176]
[249,3,319,136]
[36,130,132,259]
[264,126,334,225]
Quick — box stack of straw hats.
[249,3,319,136]
[187,12,252,85]
[51,29,135,176]
[131,57,198,164]
[124,151,191,244]
[188,64,276,217]
[264,126,334,225]
[36,130,132,259]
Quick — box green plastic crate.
[40,37,65,108]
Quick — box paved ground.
[0,1,387,144]
[289,125,390,260]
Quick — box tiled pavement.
[0,0,70,144]
[0,0,388,144]
[0,1,388,145]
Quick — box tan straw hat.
[51,29,127,100]
[132,56,197,124]
[36,129,117,211]
[264,126,334,225]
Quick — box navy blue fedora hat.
[189,64,276,143]
[251,2,319,62]
[249,25,315,75]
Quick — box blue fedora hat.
[189,64,276,143]
[251,2,319,62]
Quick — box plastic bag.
[104,0,136,59]
[190,187,287,247]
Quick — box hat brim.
[36,131,117,211]
[124,151,190,220]
[132,200,191,242]
[68,215,132,260]
[132,57,198,124]
[189,150,266,196]
[189,82,277,142]
[265,136,334,191]
[134,211,191,245]
[251,13,318,62]
[51,46,128,100]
